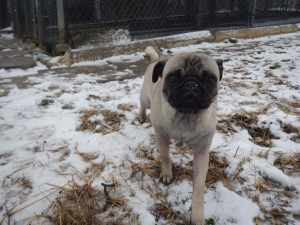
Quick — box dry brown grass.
[152,201,189,225]
[2,176,32,190]
[54,90,77,97]
[231,111,258,128]
[41,180,104,224]
[274,152,300,176]
[3,142,300,225]
[276,103,298,115]
[281,123,300,143]
[77,109,100,132]
[169,142,192,159]
[129,155,161,182]
[217,111,274,147]
[88,94,114,102]
[172,163,193,183]
[282,124,299,134]
[217,114,238,135]
[144,116,153,128]
[229,82,251,91]
[276,98,300,115]
[254,82,263,88]
[75,151,99,162]
[130,144,230,189]
[1,148,136,225]
[233,67,245,73]
[253,175,298,225]
[77,109,125,134]
[286,100,300,108]
[74,148,109,179]
[249,127,274,147]
[291,135,300,143]
[36,178,136,225]
[265,70,274,77]
[117,103,135,111]
[32,145,41,152]
[206,152,230,189]
[239,150,300,224]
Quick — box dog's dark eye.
[206,77,215,86]
[168,75,179,85]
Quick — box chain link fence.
[39,0,59,45]
[10,0,37,40]
[255,0,300,26]
[10,0,300,49]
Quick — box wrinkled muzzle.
[168,80,211,113]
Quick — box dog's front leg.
[190,146,210,225]
[155,130,173,184]
[138,106,146,124]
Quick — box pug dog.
[138,46,223,225]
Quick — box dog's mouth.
[169,91,211,113]
[166,78,213,113]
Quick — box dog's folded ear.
[152,60,167,83]
[215,59,223,80]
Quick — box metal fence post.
[35,0,44,45]
[197,0,204,29]
[283,0,289,19]
[250,0,257,27]
[0,0,9,28]
[23,0,30,37]
[31,0,38,40]
[56,0,67,45]
[12,0,21,36]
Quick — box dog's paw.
[138,117,146,124]
[190,214,205,225]
[137,110,146,124]
[190,219,205,225]
[159,170,173,184]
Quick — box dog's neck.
[164,99,216,124]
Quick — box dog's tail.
[144,46,163,64]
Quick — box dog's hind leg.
[155,130,173,184]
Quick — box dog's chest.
[163,112,215,145]
[167,115,207,143]
[169,116,196,141]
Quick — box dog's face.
[152,53,223,114]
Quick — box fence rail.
[10,0,300,50]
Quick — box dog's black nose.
[184,81,199,91]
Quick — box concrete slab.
[0,30,12,34]
[0,38,22,49]
[38,59,148,83]
[212,24,298,42]
[0,58,149,97]
[0,37,37,69]
[0,49,27,57]
[0,56,36,69]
